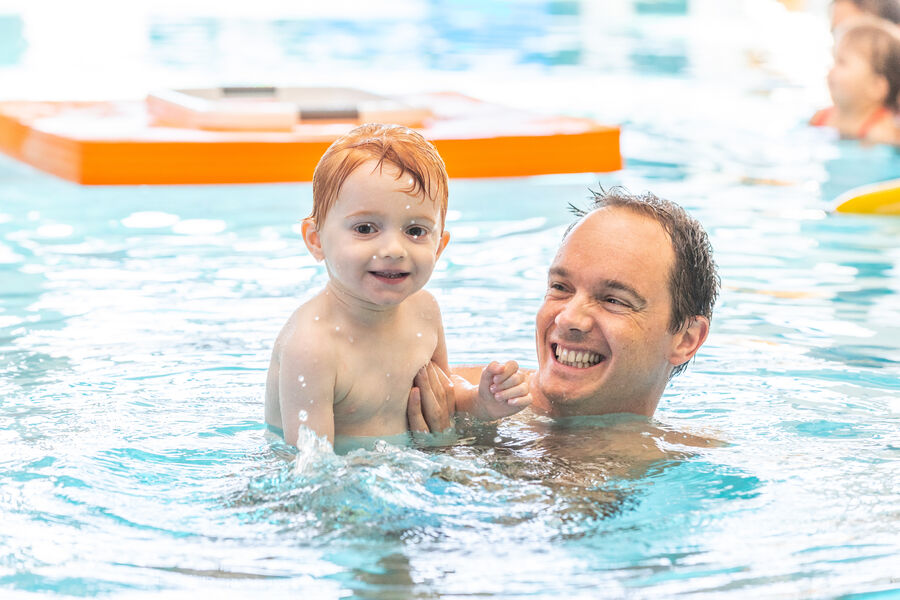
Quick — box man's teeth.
[555,346,602,368]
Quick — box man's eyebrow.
[603,280,647,307]
[548,265,570,278]
[548,266,648,307]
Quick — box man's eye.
[407,225,429,238]
[547,282,568,294]
[354,224,376,234]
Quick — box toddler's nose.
[379,232,407,259]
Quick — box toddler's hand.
[475,360,532,421]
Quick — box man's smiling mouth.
[553,343,604,369]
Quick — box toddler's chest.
[332,326,438,424]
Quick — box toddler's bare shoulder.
[410,288,442,312]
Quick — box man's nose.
[555,295,593,332]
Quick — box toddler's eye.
[354,223,376,235]
[407,225,429,238]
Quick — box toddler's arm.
[278,340,336,447]
[462,360,532,421]
[409,361,532,431]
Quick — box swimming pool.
[2,1,900,598]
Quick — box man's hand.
[408,362,456,433]
[473,360,532,421]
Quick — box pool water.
[2,1,900,598]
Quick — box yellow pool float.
[834,178,900,215]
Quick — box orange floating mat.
[0,91,621,185]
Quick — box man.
[407,187,719,431]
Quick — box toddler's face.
[311,160,449,308]
[828,40,885,109]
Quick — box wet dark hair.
[839,0,900,24]
[567,186,720,377]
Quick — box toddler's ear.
[436,230,450,259]
[301,218,325,261]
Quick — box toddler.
[265,124,531,447]
[811,17,900,144]
[831,0,900,31]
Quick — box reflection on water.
[2,0,900,598]
[146,3,591,72]
[225,416,755,598]
[0,15,25,66]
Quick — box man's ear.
[435,230,450,259]
[301,218,325,261]
[668,316,710,367]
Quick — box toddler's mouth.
[370,270,410,281]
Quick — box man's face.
[534,207,683,417]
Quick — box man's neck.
[527,373,660,419]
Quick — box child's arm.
[413,293,530,427]
[278,340,336,447]
[409,361,532,431]
[455,360,533,421]
[429,294,451,373]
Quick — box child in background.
[831,0,900,31]
[265,123,531,448]
[811,17,900,144]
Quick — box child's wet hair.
[310,123,449,228]
[837,17,900,108]
[836,0,900,25]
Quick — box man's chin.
[535,370,590,408]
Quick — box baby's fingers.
[491,378,532,405]
[489,360,520,386]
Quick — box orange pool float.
[0,87,621,185]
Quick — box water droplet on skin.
[314,316,319,321]
[298,410,308,422]
[416,332,422,337]
[298,375,305,382]
[372,255,377,260]
[405,205,411,210]
[335,326,340,332]
[301,382,307,388]
[386,373,391,378]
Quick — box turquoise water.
[2,1,900,598]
